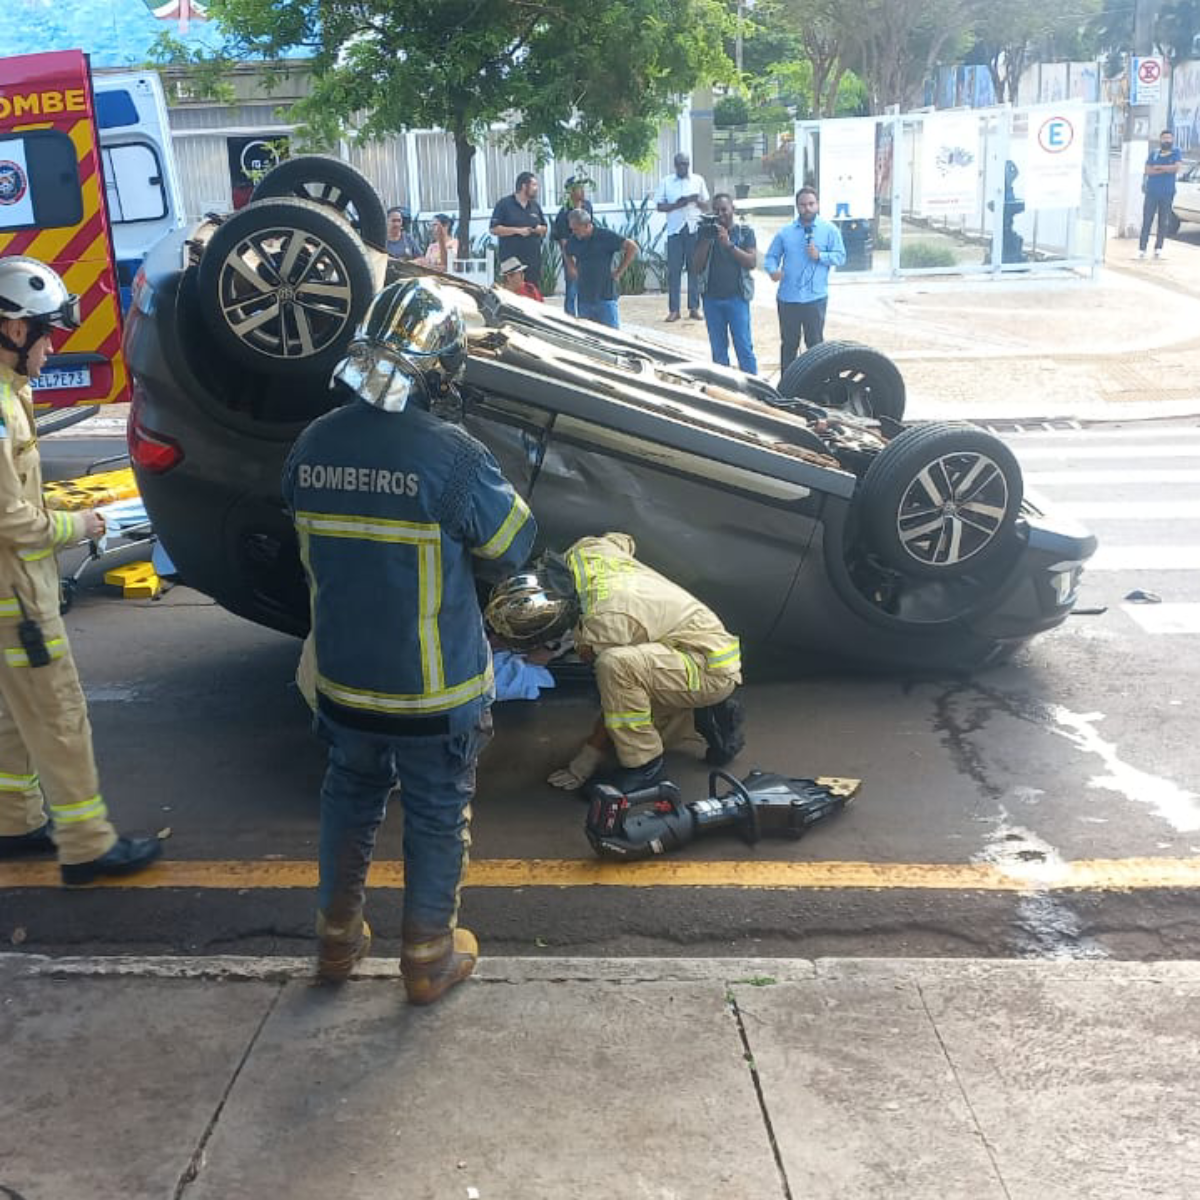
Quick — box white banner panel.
[1024,105,1084,209]
[0,138,35,230]
[818,118,876,220]
[919,113,979,216]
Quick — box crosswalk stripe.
[1028,470,1200,485]
[1087,545,1200,571]
[1057,501,1200,519]
[1017,444,1200,460]
[1122,603,1200,634]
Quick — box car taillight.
[128,391,184,474]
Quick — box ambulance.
[0,49,182,416]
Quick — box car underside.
[122,157,1097,675]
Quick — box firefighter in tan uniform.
[487,532,746,793]
[0,257,161,884]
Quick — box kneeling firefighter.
[283,277,536,1003]
[486,533,746,792]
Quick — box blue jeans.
[702,294,758,374]
[666,227,700,314]
[563,272,579,317]
[314,709,492,933]
[1139,194,1173,251]
[579,298,620,328]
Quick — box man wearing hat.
[553,177,593,316]
[499,257,544,302]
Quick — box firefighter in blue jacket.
[283,277,536,1005]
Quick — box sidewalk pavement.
[4,952,1198,1199]
[617,228,1200,424]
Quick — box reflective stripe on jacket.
[282,400,536,732]
[0,365,87,624]
[567,532,742,678]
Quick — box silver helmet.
[332,277,466,413]
[484,571,578,652]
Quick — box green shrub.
[900,241,957,268]
[540,238,561,296]
[714,93,750,127]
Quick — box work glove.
[547,742,604,791]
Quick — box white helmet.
[0,257,81,330]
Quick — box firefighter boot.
[0,821,54,858]
[694,692,746,766]
[401,928,478,1005]
[316,911,373,982]
[60,835,163,886]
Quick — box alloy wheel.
[894,450,1010,568]
[217,226,357,361]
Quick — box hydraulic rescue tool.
[585,769,860,861]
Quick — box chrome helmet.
[332,277,466,413]
[484,571,578,651]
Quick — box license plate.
[30,368,92,391]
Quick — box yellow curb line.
[4,857,1200,891]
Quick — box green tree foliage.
[1156,0,1200,60]
[203,0,732,241]
[969,0,1101,103]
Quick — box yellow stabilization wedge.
[44,467,139,511]
[815,777,863,799]
[104,560,160,600]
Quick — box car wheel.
[855,422,1022,578]
[1165,209,1181,238]
[778,341,906,420]
[250,156,388,250]
[196,197,374,378]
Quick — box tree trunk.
[824,66,847,117]
[452,126,476,267]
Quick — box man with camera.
[764,186,846,372]
[691,193,758,375]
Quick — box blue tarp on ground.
[0,0,223,69]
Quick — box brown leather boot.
[316,911,372,982]
[401,928,478,1005]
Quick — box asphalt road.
[4,418,1200,961]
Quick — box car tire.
[855,422,1023,579]
[777,341,906,420]
[250,156,388,250]
[1165,208,1181,238]
[196,197,374,379]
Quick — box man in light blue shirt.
[763,186,846,370]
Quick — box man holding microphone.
[763,186,846,372]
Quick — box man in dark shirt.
[553,176,593,316]
[385,207,420,260]
[563,209,637,329]
[1139,129,1183,259]
[490,172,548,281]
[692,193,758,374]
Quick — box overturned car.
[122,157,1095,674]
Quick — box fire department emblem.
[0,161,29,207]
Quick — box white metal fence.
[794,103,1111,279]
[166,105,682,246]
